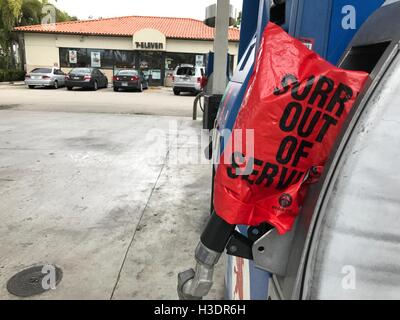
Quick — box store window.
[60,48,114,69]
[59,47,211,86]
[165,53,195,71]
[60,48,89,68]
[114,50,136,70]
[87,49,114,69]
[138,51,164,86]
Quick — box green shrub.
[0,69,26,82]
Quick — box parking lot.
[0,85,224,299]
[0,85,195,117]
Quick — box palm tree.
[0,0,77,71]
[19,0,42,26]
[19,0,77,26]
[0,0,23,69]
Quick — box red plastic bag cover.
[214,23,368,234]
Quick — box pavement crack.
[109,149,170,300]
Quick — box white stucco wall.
[24,33,59,69]
[55,34,134,50]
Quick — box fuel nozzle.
[178,212,236,300]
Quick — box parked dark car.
[113,69,148,92]
[65,68,108,91]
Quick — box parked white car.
[25,67,66,89]
[172,64,205,95]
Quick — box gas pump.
[201,51,235,128]
[178,0,385,300]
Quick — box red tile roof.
[14,15,240,41]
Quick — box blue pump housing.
[219,0,385,300]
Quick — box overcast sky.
[50,0,244,21]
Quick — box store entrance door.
[137,51,165,87]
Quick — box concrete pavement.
[0,88,224,300]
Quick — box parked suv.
[25,67,66,89]
[172,64,205,95]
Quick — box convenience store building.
[14,15,240,86]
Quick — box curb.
[0,81,25,86]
